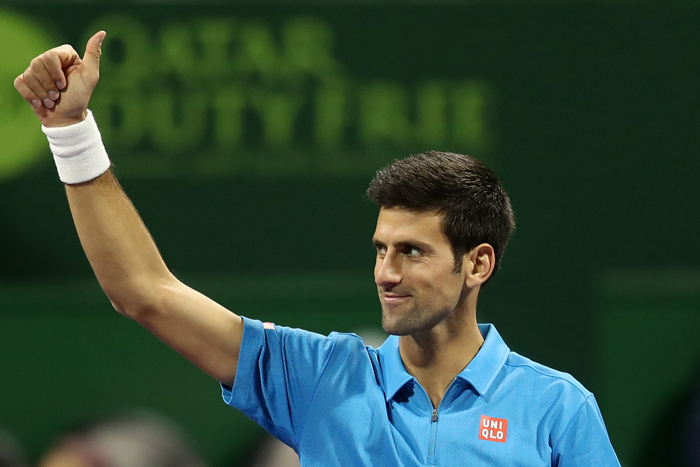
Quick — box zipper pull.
[431,408,438,422]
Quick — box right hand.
[13,31,106,128]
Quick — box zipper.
[423,380,458,465]
[427,408,438,465]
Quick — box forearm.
[65,169,243,384]
[65,169,174,317]
[16,32,245,384]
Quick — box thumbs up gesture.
[13,31,107,128]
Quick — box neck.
[398,294,484,408]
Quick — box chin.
[381,313,401,335]
[381,313,419,336]
[381,305,449,337]
[382,326,411,337]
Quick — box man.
[14,32,620,466]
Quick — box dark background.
[1,2,699,466]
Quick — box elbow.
[102,275,174,321]
[108,297,130,317]
[105,291,155,321]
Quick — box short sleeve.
[552,395,621,467]
[221,317,338,448]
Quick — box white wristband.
[42,110,111,184]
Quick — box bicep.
[135,276,244,386]
[227,322,341,447]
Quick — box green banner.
[1,7,494,181]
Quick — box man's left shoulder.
[502,352,592,403]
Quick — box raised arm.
[13,31,244,386]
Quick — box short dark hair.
[366,151,515,285]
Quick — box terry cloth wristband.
[41,109,111,184]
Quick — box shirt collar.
[376,324,510,401]
[377,334,413,401]
[455,324,510,396]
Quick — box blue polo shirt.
[223,318,620,466]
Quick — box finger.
[14,74,44,110]
[48,44,82,71]
[82,31,107,73]
[41,49,69,90]
[21,68,55,109]
[30,55,61,102]
[63,64,80,78]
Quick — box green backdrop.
[1,3,699,466]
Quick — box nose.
[375,252,402,289]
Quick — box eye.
[406,247,422,257]
[375,243,387,255]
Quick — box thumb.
[82,30,107,72]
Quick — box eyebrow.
[373,239,434,252]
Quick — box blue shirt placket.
[427,407,438,465]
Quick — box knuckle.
[42,55,62,80]
[58,44,75,54]
[29,57,43,72]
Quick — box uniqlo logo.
[262,322,276,330]
[479,415,508,443]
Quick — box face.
[373,207,467,336]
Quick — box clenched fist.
[13,31,106,128]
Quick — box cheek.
[430,272,465,303]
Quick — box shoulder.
[329,331,368,347]
[494,352,605,447]
[502,351,592,403]
[242,318,376,362]
[325,331,378,362]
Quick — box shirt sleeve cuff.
[221,317,265,408]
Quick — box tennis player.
[14,32,621,466]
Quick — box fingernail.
[32,99,41,108]
[43,98,54,109]
[56,81,65,90]
[49,90,59,100]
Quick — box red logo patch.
[262,322,276,330]
[478,415,508,443]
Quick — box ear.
[464,243,496,289]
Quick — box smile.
[381,294,412,304]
